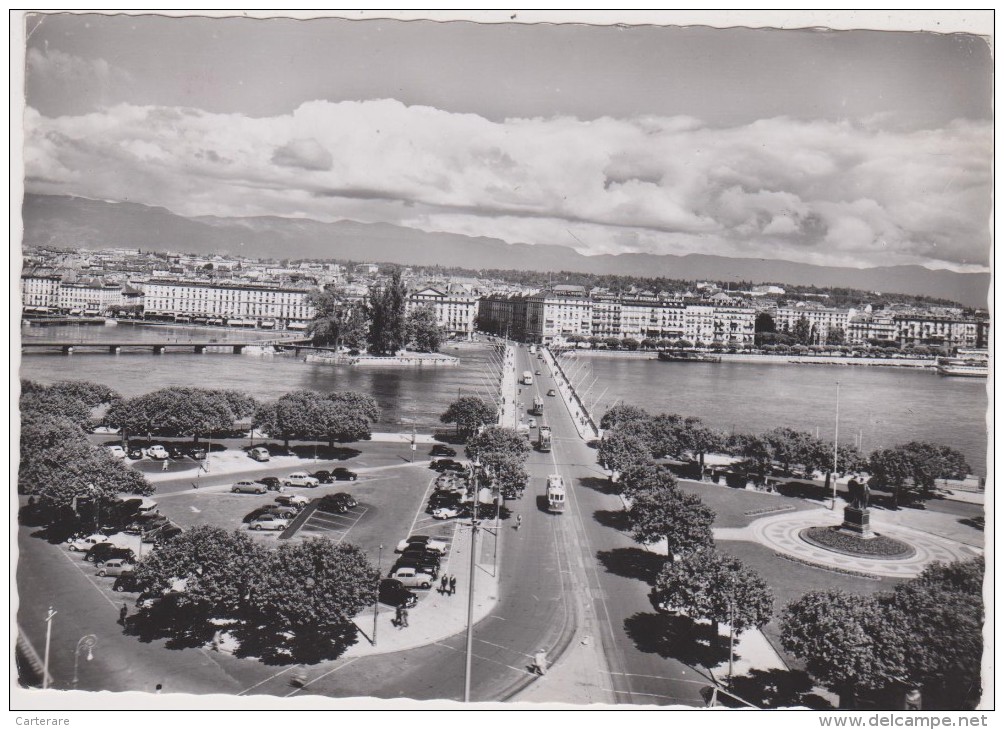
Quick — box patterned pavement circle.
[747,508,981,578]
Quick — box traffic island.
[800,526,916,559]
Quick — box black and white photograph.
[11,10,992,717]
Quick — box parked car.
[127,447,144,459]
[547,389,556,397]
[427,492,462,512]
[396,536,449,555]
[94,548,137,566]
[249,514,289,531]
[379,579,418,608]
[257,477,283,491]
[84,542,127,563]
[113,573,143,593]
[124,515,168,535]
[232,480,267,494]
[68,534,109,552]
[331,492,358,509]
[248,446,271,462]
[398,550,441,570]
[105,445,126,459]
[330,468,358,482]
[317,495,349,514]
[168,445,185,459]
[283,472,319,488]
[310,470,335,484]
[529,418,537,428]
[431,459,465,472]
[389,567,434,589]
[393,558,438,580]
[154,526,183,544]
[274,494,309,508]
[188,447,207,461]
[96,558,135,578]
[430,445,457,457]
[432,505,467,520]
[260,505,298,519]
[435,474,456,489]
[145,445,169,460]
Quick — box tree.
[627,485,715,562]
[132,526,266,643]
[598,424,654,481]
[781,591,908,708]
[440,397,498,439]
[253,390,372,449]
[727,433,775,485]
[793,316,813,345]
[307,290,368,349]
[826,326,846,345]
[681,417,725,473]
[29,380,120,408]
[653,550,774,647]
[366,270,408,355]
[603,337,622,350]
[465,426,530,465]
[247,539,378,662]
[619,461,677,499]
[621,337,640,351]
[600,403,649,430]
[327,391,381,424]
[406,304,445,352]
[21,388,94,429]
[215,389,259,422]
[886,558,984,709]
[646,413,686,459]
[868,442,970,508]
[105,388,240,444]
[764,427,816,476]
[754,312,776,333]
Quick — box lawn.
[676,480,816,529]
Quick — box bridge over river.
[21,338,313,355]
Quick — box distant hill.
[20,194,990,308]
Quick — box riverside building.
[139,280,317,329]
[405,287,479,340]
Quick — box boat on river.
[658,349,722,363]
[936,349,988,378]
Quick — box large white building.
[20,274,62,310]
[140,280,317,329]
[774,305,850,345]
[406,287,479,340]
[57,279,123,313]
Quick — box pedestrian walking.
[449,575,457,595]
[532,649,549,676]
[400,607,409,628]
[515,514,522,531]
[395,605,403,628]
[161,460,169,472]
[155,684,163,694]
[440,574,449,594]
[119,602,128,626]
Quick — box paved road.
[515,346,712,706]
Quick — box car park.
[68,534,110,552]
[317,495,349,514]
[379,579,418,608]
[433,505,467,520]
[105,445,126,459]
[257,477,283,491]
[547,389,556,397]
[274,494,309,508]
[249,514,289,531]
[113,573,143,593]
[396,536,448,555]
[146,445,169,460]
[283,472,320,488]
[248,446,271,462]
[96,558,135,577]
[389,567,434,589]
[232,480,267,494]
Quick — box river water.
[569,355,988,476]
[20,325,988,475]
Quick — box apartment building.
[525,286,593,344]
[57,279,123,313]
[20,274,62,310]
[140,280,317,329]
[774,305,850,345]
[894,314,983,349]
[406,287,479,340]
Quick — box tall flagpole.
[831,381,840,510]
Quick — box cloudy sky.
[20,13,992,271]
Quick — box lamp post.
[831,381,841,510]
[72,635,97,689]
[463,457,481,703]
[373,545,383,646]
[42,606,57,690]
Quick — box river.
[568,354,988,476]
[19,325,988,475]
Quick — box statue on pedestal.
[847,476,870,509]
[841,474,874,538]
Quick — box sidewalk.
[540,348,599,441]
[498,344,518,429]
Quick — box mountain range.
[20,194,990,308]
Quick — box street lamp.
[373,545,383,646]
[72,635,97,689]
[464,457,481,703]
[831,381,841,510]
[42,606,57,690]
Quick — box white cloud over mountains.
[23,98,991,270]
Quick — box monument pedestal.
[840,506,875,539]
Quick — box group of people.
[439,574,458,595]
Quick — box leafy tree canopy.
[440,396,498,439]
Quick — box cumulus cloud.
[22,98,991,270]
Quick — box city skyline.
[20,13,992,274]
